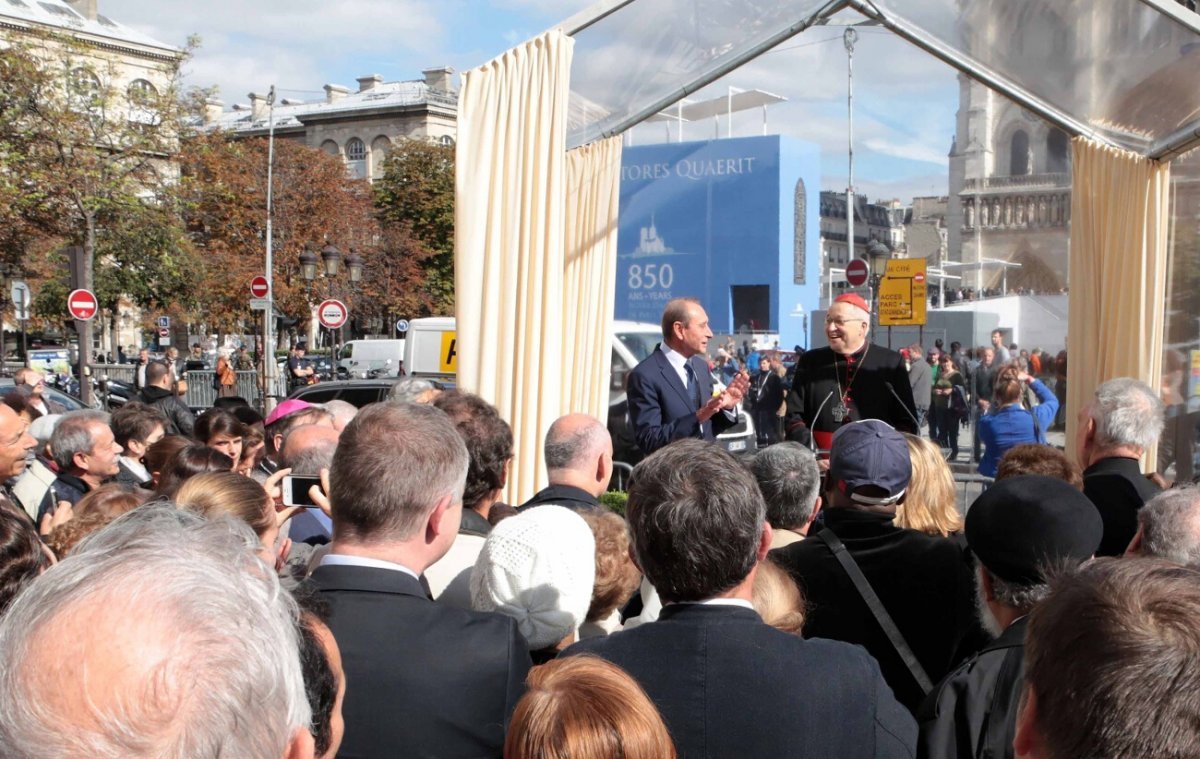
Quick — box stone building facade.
[0,0,183,355]
[818,191,905,307]
[205,69,458,181]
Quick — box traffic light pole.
[262,85,278,414]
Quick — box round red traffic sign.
[158,327,170,338]
[317,299,348,329]
[250,276,270,298]
[913,272,926,284]
[67,289,98,321]
[845,258,870,287]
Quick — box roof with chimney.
[0,0,179,58]
[205,72,459,135]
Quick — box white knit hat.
[470,506,596,650]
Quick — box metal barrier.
[184,371,266,409]
[953,473,993,515]
[609,461,635,492]
[92,364,135,383]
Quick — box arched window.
[320,139,339,157]
[69,67,101,109]
[438,135,455,147]
[1010,130,1030,176]
[1046,129,1069,173]
[345,137,366,179]
[127,79,157,106]
[371,135,392,179]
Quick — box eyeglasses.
[824,317,866,327]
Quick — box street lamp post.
[299,242,361,377]
[867,240,891,334]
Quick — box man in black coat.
[917,476,1103,759]
[772,420,985,714]
[626,297,749,455]
[785,294,917,453]
[309,403,531,758]
[1076,378,1164,556]
[749,355,785,446]
[564,439,916,758]
[137,360,194,437]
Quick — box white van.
[337,339,405,378]
[403,317,755,463]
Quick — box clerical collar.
[836,342,869,362]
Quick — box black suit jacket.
[627,348,734,455]
[1083,456,1161,556]
[310,564,531,758]
[564,604,916,758]
[771,510,986,714]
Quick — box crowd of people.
[0,311,1196,757]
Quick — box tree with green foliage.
[0,30,200,387]
[374,138,455,313]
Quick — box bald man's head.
[543,414,613,497]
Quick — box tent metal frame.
[557,0,1200,161]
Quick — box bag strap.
[978,644,1025,759]
[817,528,934,694]
[1027,407,1046,444]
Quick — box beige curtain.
[562,136,623,421]
[1066,138,1170,468]
[454,31,574,503]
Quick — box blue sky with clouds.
[103,0,957,203]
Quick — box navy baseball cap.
[829,420,912,505]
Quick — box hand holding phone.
[281,474,324,507]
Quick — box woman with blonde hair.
[751,557,805,635]
[504,655,676,759]
[897,434,963,537]
[174,470,291,568]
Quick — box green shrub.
[599,490,628,517]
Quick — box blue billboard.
[616,135,822,350]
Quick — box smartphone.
[281,475,323,508]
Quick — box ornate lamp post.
[867,239,891,333]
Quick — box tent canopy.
[554,0,1200,161]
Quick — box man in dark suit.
[1076,377,1164,556]
[563,439,916,758]
[771,420,984,714]
[626,297,749,455]
[310,403,531,758]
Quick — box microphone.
[885,381,922,432]
[808,390,835,453]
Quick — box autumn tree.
[374,138,455,313]
[0,31,200,385]
[178,133,384,340]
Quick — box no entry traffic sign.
[845,258,869,288]
[67,289,98,321]
[317,299,348,330]
[250,276,270,298]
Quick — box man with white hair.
[785,293,918,452]
[518,413,612,513]
[0,505,315,758]
[1125,484,1200,567]
[1076,377,1165,555]
[319,400,358,433]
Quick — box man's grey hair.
[750,442,820,531]
[975,564,1051,637]
[0,504,310,757]
[1138,485,1200,568]
[1089,377,1164,452]
[388,378,437,404]
[320,399,358,428]
[280,426,338,475]
[544,415,608,471]
[49,410,110,470]
[330,402,468,542]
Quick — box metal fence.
[954,473,993,515]
[89,364,288,412]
